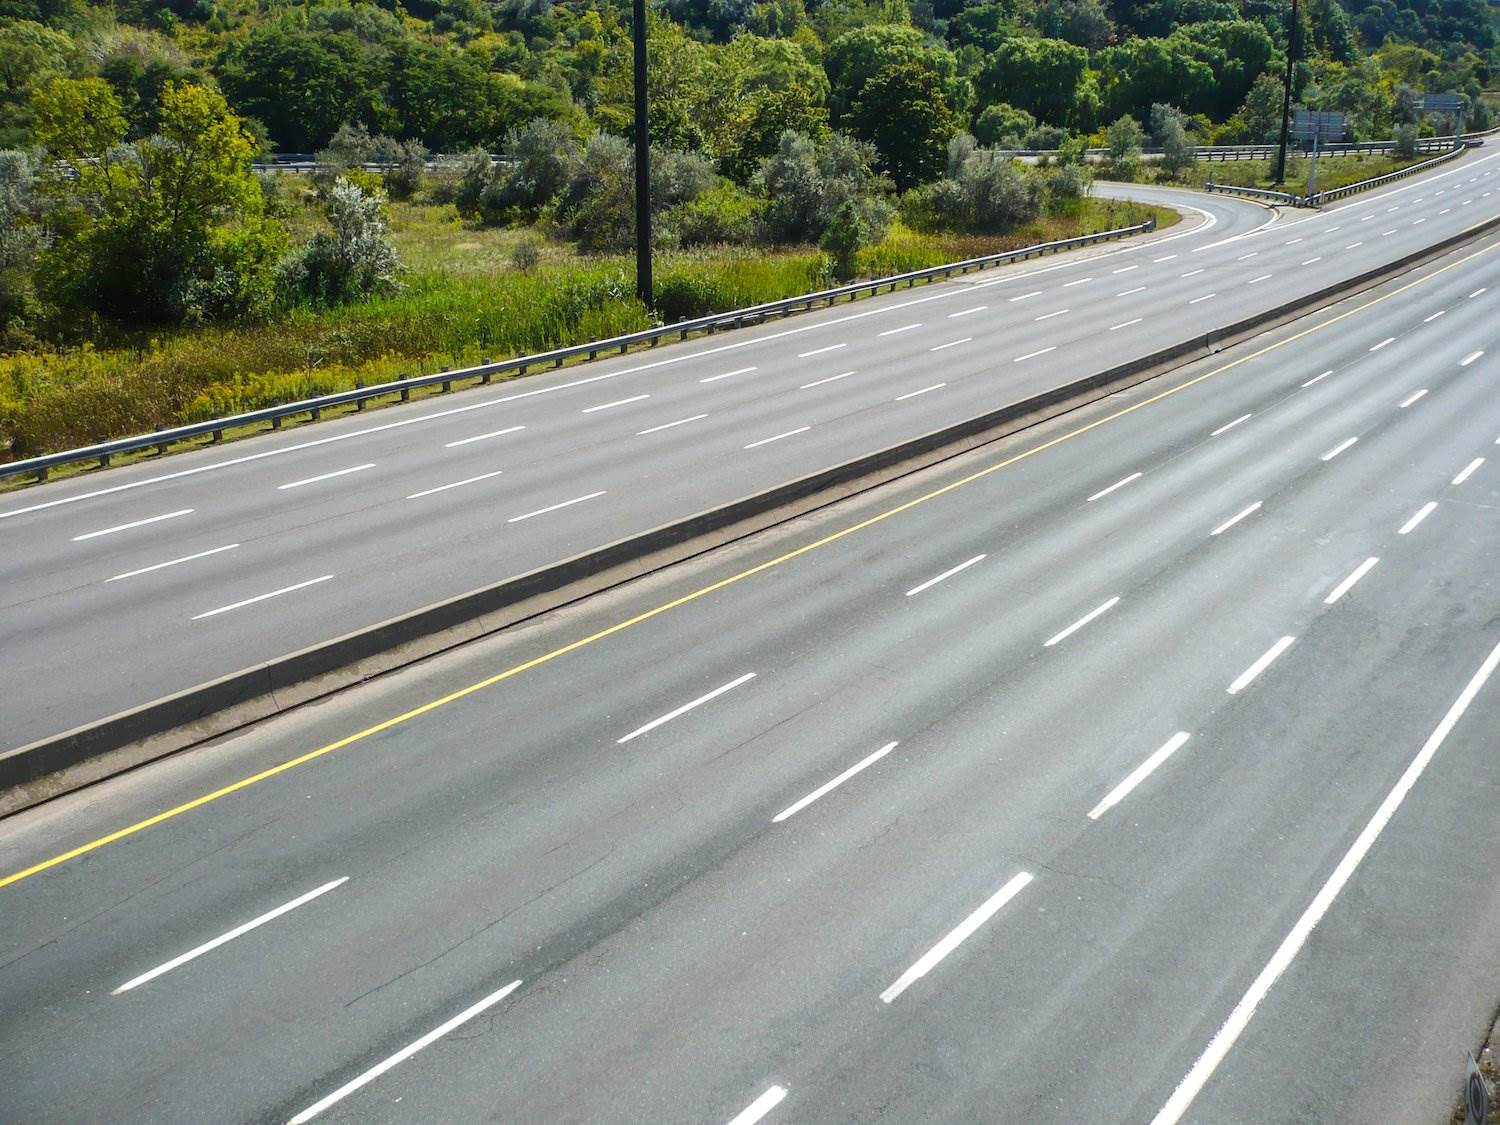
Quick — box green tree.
[1106,113,1145,176]
[41,81,284,325]
[977,37,1098,128]
[820,198,869,279]
[0,21,73,146]
[849,61,959,188]
[1099,37,1216,123]
[973,103,1036,147]
[1150,103,1195,177]
[824,24,955,123]
[218,23,382,151]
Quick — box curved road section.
[1,151,1498,750]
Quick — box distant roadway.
[1,152,1498,752]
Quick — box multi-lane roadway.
[3,152,1499,752]
[2,224,1499,1122]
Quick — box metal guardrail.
[1,219,1155,483]
[1306,143,1467,205]
[1207,141,1471,208]
[1203,182,1302,205]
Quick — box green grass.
[0,194,1173,466]
[1100,151,1452,194]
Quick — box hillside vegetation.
[0,0,1495,458]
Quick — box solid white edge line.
[405,470,504,500]
[726,1085,788,1125]
[773,741,898,823]
[106,543,240,583]
[1398,389,1427,408]
[1087,733,1192,820]
[905,554,986,597]
[191,575,335,620]
[287,979,524,1124]
[445,425,524,448]
[744,427,811,449]
[699,367,756,383]
[617,672,756,744]
[276,464,374,490]
[1044,597,1120,648]
[1226,636,1296,695]
[115,878,348,994]
[1452,457,1484,485]
[880,872,1033,1004]
[1211,414,1251,437]
[1087,472,1141,502]
[1460,350,1484,367]
[1398,501,1437,534]
[895,383,946,402]
[637,414,709,435]
[1210,501,1262,536]
[1324,557,1379,605]
[506,490,607,523]
[582,393,650,413]
[930,338,972,352]
[1301,370,1333,387]
[799,372,854,390]
[1321,437,1358,461]
[1152,633,1500,1125]
[72,508,195,541]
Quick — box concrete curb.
[5,212,1499,815]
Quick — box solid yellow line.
[3,236,1496,893]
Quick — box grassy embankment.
[1100,151,1448,194]
[0,193,1173,470]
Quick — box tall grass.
[0,197,1170,460]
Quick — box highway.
[2,229,1498,1122]
[2,151,1499,753]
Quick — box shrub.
[1047,161,1093,206]
[758,129,888,244]
[1151,104,1195,178]
[493,118,580,218]
[280,177,402,303]
[663,182,764,247]
[974,103,1036,148]
[511,234,543,272]
[1024,124,1069,150]
[376,137,429,201]
[1392,123,1419,160]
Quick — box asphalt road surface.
[4,153,1500,750]
[2,229,1499,1123]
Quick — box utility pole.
[632,0,653,310]
[1274,0,1300,184]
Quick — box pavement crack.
[342,848,613,1011]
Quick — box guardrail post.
[480,360,493,384]
[98,453,111,468]
[442,377,452,393]
[212,429,223,443]
[155,425,169,454]
[400,382,411,402]
[355,380,366,410]
[35,466,47,483]
[310,407,321,421]
[272,416,282,430]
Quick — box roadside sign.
[1424,93,1465,114]
[1292,110,1346,141]
[1469,1053,1492,1125]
